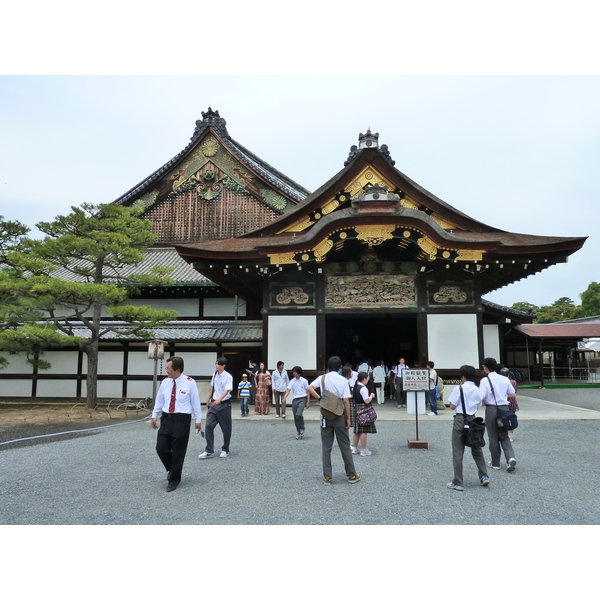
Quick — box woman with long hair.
[254,362,271,415]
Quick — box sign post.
[402,369,429,449]
[147,340,165,408]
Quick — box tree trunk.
[85,301,102,410]
[85,341,99,410]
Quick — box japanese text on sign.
[402,369,429,391]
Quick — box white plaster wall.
[483,325,501,362]
[1,379,32,396]
[43,351,80,375]
[427,314,479,369]
[175,352,218,378]
[98,351,125,375]
[267,315,317,370]
[203,297,247,317]
[36,380,79,398]
[127,298,200,317]
[0,353,33,374]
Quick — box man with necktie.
[151,356,202,492]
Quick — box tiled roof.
[51,247,213,286]
[63,320,263,342]
[514,324,600,338]
[481,299,534,318]
[114,109,309,206]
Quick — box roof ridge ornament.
[191,107,229,140]
[352,183,399,204]
[344,129,396,166]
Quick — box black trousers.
[156,412,192,483]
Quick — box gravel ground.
[2,412,600,525]
[517,386,600,411]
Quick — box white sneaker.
[281,414,286,419]
[507,458,517,472]
[220,450,229,458]
[350,445,359,454]
[359,449,372,456]
[426,412,435,416]
[198,452,214,459]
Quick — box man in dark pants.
[199,357,233,459]
[151,356,202,492]
[307,355,361,485]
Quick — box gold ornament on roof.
[355,225,395,247]
[313,238,334,262]
[201,136,220,157]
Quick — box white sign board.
[402,369,429,391]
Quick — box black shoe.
[167,481,179,492]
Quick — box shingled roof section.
[50,247,213,286]
[61,320,263,342]
[514,323,600,338]
[113,108,310,207]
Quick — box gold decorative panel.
[355,225,396,246]
[326,274,416,309]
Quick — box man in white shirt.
[308,356,361,485]
[272,360,290,419]
[426,360,438,416]
[151,356,202,492]
[392,358,408,407]
[199,357,233,459]
[480,357,517,472]
[372,360,387,405]
[283,365,310,439]
[446,364,489,491]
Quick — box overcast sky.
[1,4,599,311]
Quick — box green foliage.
[0,204,179,408]
[580,282,600,317]
[535,297,584,323]
[510,301,539,314]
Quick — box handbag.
[319,374,344,418]
[486,375,519,430]
[459,386,486,448]
[356,403,378,426]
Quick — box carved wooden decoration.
[325,274,416,308]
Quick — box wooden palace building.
[0,108,587,400]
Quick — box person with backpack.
[307,356,361,486]
[350,371,377,456]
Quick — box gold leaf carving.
[433,286,468,304]
[276,286,310,305]
[326,274,416,308]
[201,135,220,157]
[455,249,484,261]
[321,199,339,215]
[355,225,396,246]
[269,252,297,264]
[417,235,439,259]
[280,217,314,233]
[313,238,334,262]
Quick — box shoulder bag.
[319,374,344,419]
[486,376,519,430]
[459,386,486,447]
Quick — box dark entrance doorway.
[325,314,418,369]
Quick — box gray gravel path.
[2,411,599,525]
